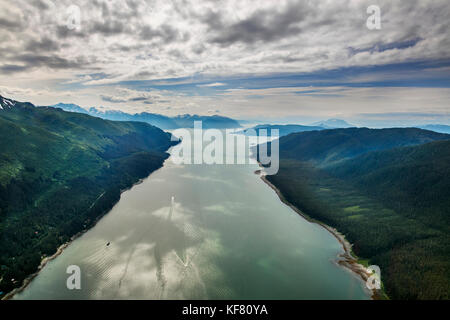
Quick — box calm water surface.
[15,132,369,299]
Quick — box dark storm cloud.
[0,17,25,31]
[110,43,146,52]
[101,94,152,103]
[25,37,60,52]
[101,95,127,103]
[100,88,158,104]
[0,53,92,73]
[134,70,157,78]
[15,54,88,69]
[129,96,148,102]
[57,21,127,39]
[168,49,185,59]
[139,24,182,43]
[203,3,312,46]
[191,43,206,55]
[90,20,127,36]
[101,95,151,103]
[115,0,142,19]
[0,64,31,73]
[30,0,50,10]
[56,25,87,39]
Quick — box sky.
[0,0,449,126]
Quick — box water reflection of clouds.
[78,201,206,299]
[179,172,234,187]
[203,201,246,217]
[77,191,240,299]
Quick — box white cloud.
[0,0,449,121]
[1,0,449,81]
[197,82,227,87]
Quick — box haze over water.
[15,132,369,299]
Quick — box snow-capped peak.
[0,96,17,110]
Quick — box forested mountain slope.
[278,127,449,166]
[0,96,177,296]
[263,128,450,299]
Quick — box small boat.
[106,242,110,246]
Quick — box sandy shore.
[255,169,383,300]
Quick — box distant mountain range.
[239,124,325,136]
[311,118,354,128]
[259,127,450,299]
[417,124,450,134]
[239,118,353,137]
[239,119,450,138]
[49,103,241,129]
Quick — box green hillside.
[0,96,177,296]
[278,127,449,166]
[263,128,450,299]
[329,140,450,229]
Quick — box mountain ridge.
[239,124,325,136]
[417,124,450,134]
[311,118,354,128]
[277,127,450,166]
[0,95,177,296]
[48,102,241,129]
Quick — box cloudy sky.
[0,0,449,126]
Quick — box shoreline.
[255,169,383,300]
[1,163,165,300]
[2,154,381,300]
[2,230,84,300]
